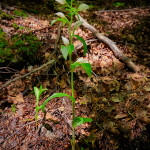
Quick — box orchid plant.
[34,0,92,149]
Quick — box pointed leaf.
[61,36,69,46]
[74,35,87,55]
[51,20,57,26]
[73,117,93,127]
[55,0,66,5]
[34,87,39,101]
[68,44,74,55]
[71,58,91,78]
[55,12,66,18]
[73,21,83,33]
[39,85,47,96]
[78,4,89,12]
[51,18,69,26]
[61,45,70,60]
[40,93,75,112]
[61,44,74,60]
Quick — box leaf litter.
[0,4,150,150]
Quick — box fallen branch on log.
[76,14,140,72]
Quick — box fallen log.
[75,14,139,72]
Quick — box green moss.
[12,23,18,29]
[0,28,42,65]
[13,10,28,17]
[0,11,14,20]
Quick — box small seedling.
[34,0,93,149]
[113,2,125,8]
[34,85,47,129]
[13,10,28,17]
[11,104,16,114]
[12,23,18,30]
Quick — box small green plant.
[12,23,19,30]
[34,85,47,129]
[113,2,125,8]
[11,104,16,114]
[13,10,28,17]
[0,11,14,20]
[34,0,93,149]
[19,26,26,30]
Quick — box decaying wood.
[76,14,139,72]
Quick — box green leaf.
[69,44,74,55]
[74,35,87,55]
[73,117,93,128]
[51,20,57,26]
[61,36,69,46]
[34,85,47,101]
[61,45,70,60]
[39,85,47,97]
[40,93,75,112]
[34,87,39,101]
[73,21,83,31]
[61,44,74,60]
[73,21,83,35]
[51,18,69,26]
[35,106,39,113]
[78,4,89,12]
[71,58,91,78]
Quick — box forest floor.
[0,3,150,150]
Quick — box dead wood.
[76,14,140,72]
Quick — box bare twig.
[0,67,19,74]
[0,56,62,90]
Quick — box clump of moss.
[0,28,42,66]
[0,11,14,20]
[13,10,28,17]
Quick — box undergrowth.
[0,28,42,65]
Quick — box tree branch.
[75,14,140,72]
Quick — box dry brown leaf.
[144,84,150,92]
[81,129,86,135]
[51,33,57,39]
[20,68,27,74]
[131,73,143,82]
[60,78,66,89]
[45,52,51,59]
[15,80,22,87]
[147,103,150,109]
[66,89,77,98]
[46,113,60,122]
[101,76,112,84]
[52,77,57,85]
[9,93,24,104]
[115,113,127,119]
[100,60,107,68]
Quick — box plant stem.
[69,0,75,149]
[36,98,39,130]
[69,53,75,150]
